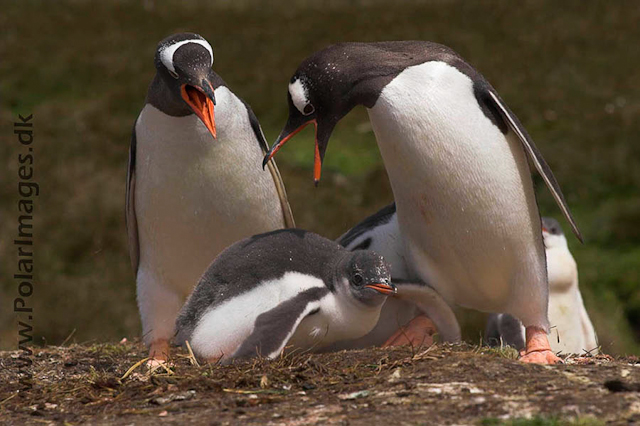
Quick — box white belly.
[546,246,598,354]
[548,290,584,352]
[190,272,326,360]
[367,61,547,325]
[135,100,284,296]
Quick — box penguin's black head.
[541,217,563,236]
[262,43,387,185]
[154,33,218,139]
[340,250,394,307]
[541,217,567,249]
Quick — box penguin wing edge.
[244,101,296,228]
[231,287,328,361]
[265,159,296,228]
[125,123,140,273]
[393,281,461,342]
[486,90,583,243]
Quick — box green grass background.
[1,0,639,354]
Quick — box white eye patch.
[159,39,214,73]
[289,78,313,115]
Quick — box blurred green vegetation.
[1,0,638,354]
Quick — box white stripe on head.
[289,78,310,115]
[159,39,214,73]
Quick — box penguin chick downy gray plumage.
[174,229,395,363]
[486,217,598,355]
[126,33,295,361]
[263,41,582,364]
[330,203,460,351]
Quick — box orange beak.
[365,282,397,295]
[263,119,317,175]
[181,84,216,139]
[312,124,322,185]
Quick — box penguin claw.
[519,349,563,365]
[146,358,167,368]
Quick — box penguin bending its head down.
[263,41,583,364]
[126,33,294,362]
[174,229,395,363]
[486,217,598,355]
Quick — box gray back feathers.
[175,229,349,343]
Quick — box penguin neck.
[146,73,192,117]
[208,86,253,142]
[141,84,256,151]
[328,252,351,293]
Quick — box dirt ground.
[1,342,639,425]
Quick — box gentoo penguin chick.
[486,217,598,355]
[174,229,395,363]
[126,33,295,362]
[329,203,460,351]
[263,42,583,364]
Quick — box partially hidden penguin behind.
[486,217,598,355]
[126,33,295,363]
[174,229,395,363]
[262,41,583,364]
[332,203,461,351]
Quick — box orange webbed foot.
[383,315,436,348]
[519,326,562,365]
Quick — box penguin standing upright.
[263,41,582,364]
[175,229,395,363]
[486,217,598,355]
[126,33,294,361]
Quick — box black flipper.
[392,280,461,343]
[242,99,296,228]
[484,90,583,243]
[125,122,139,273]
[231,287,328,360]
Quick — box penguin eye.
[303,103,315,116]
[352,273,364,286]
[168,69,179,79]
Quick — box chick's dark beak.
[181,78,216,139]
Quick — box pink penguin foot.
[383,315,436,348]
[519,326,562,365]
[147,339,170,367]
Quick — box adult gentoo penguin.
[263,42,582,364]
[174,229,395,363]
[486,217,598,355]
[126,33,295,362]
[331,203,461,350]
